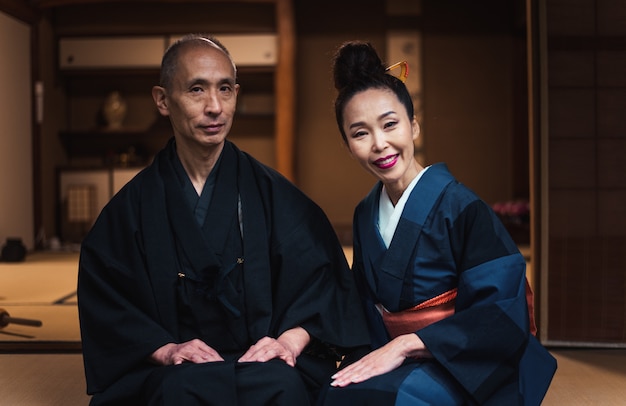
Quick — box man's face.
[153,44,239,152]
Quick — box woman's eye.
[383,121,397,129]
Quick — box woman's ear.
[152,86,169,116]
[411,115,420,141]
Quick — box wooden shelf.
[50,0,295,180]
[59,114,274,159]
[59,130,164,158]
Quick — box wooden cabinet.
[49,0,296,181]
[58,34,277,69]
[59,37,165,69]
[57,167,142,242]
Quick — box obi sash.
[378,279,537,339]
[378,288,457,339]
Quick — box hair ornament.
[385,61,409,83]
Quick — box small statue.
[102,91,128,130]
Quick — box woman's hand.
[150,339,224,365]
[238,327,310,367]
[330,333,431,387]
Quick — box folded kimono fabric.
[378,288,458,338]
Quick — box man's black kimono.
[77,139,370,405]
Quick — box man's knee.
[142,363,236,405]
[141,361,311,405]
[237,360,311,405]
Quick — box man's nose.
[204,92,222,115]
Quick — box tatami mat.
[0,305,80,345]
[0,353,90,406]
[0,252,80,349]
[543,349,626,405]
[0,251,79,304]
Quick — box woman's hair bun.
[333,41,386,91]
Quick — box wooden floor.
[543,348,626,405]
[0,353,91,406]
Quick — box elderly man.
[78,34,369,405]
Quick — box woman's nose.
[372,131,386,151]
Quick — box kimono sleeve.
[416,199,531,403]
[78,191,176,394]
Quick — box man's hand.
[150,339,224,365]
[238,327,310,367]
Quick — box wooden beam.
[33,0,275,9]
[274,0,295,182]
[0,0,38,23]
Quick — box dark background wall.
[295,0,527,231]
[32,0,527,242]
[3,0,625,346]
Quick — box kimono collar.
[358,163,455,311]
[379,166,429,247]
[139,139,273,339]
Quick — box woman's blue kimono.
[323,163,556,405]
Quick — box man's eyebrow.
[186,77,209,87]
[186,77,235,87]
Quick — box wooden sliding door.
[529,0,626,346]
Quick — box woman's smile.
[374,154,399,169]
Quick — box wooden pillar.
[274,0,296,182]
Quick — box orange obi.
[378,279,538,339]
[378,288,457,339]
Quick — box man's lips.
[200,123,223,134]
[374,154,399,169]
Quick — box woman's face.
[342,88,420,193]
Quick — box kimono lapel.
[359,164,455,312]
[140,141,186,333]
[142,141,273,341]
[167,143,249,320]
[201,144,239,258]
[356,183,386,293]
[235,146,273,340]
[160,147,223,275]
[141,140,241,332]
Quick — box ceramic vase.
[1,238,26,262]
[102,91,128,130]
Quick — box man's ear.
[152,86,169,116]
